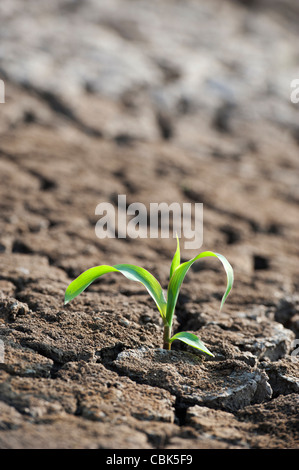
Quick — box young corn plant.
[64,238,233,357]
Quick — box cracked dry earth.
[0,0,299,449]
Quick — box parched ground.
[0,0,298,449]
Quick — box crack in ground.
[1,289,291,408]
[98,343,191,435]
[1,324,292,449]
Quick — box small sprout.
[64,238,234,357]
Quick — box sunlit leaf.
[65,263,167,320]
[166,251,234,326]
[169,235,180,279]
[170,331,214,356]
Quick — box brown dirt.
[0,0,298,449]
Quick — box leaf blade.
[166,251,234,326]
[169,235,181,279]
[170,331,214,356]
[64,265,118,304]
[114,264,167,318]
[64,263,167,319]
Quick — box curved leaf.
[170,331,214,356]
[65,263,167,320]
[166,251,234,326]
[169,235,180,279]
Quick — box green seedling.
[64,238,233,357]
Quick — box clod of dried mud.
[114,348,272,411]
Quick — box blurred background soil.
[0,0,298,449]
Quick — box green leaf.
[170,331,214,356]
[64,263,167,320]
[169,235,180,279]
[166,251,234,327]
